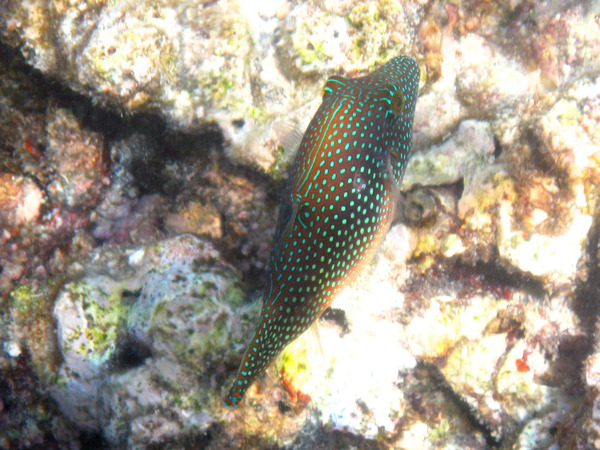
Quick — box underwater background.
[1,0,600,448]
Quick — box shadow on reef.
[553,207,600,448]
[0,38,282,447]
[0,38,222,196]
[0,348,110,449]
[415,361,501,448]
[573,210,600,337]
[0,36,284,292]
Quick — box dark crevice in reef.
[0,39,283,195]
[320,307,351,336]
[79,430,110,450]
[403,253,547,306]
[107,331,153,374]
[572,209,600,336]
[550,207,600,447]
[0,348,110,449]
[0,37,282,290]
[450,257,547,299]
[0,38,225,196]
[144,422,225,450]
[570,207,600,386]
[417,360,502,448]
[286,421,388,450]
[492,134,503,159]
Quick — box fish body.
[224,56,420,408]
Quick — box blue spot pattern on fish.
[224,56,420,408]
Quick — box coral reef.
[1,0,599,447]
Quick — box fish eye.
[391,89,405,114]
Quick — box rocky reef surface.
[1,0,600,448]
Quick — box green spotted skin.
[224,56,420,408]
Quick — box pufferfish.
[224,56,420,408]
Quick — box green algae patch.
[347,2,391,63]
[225,284,245,308]
[430,419,450,442]
[346,0,416,70]
[279,346,310,381]
[547,99,581,128]
[62,281,131,365]
[9,284,45,317]
[294,35,329,66]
